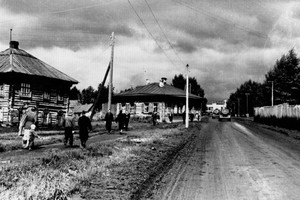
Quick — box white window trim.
[57,93,64,101]
[20,83,31,98]
[0,84,4,97]
[43,91,50,100]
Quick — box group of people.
[18,106,201,151]
[18,106,92,150]
[182,111,201,124]
[62,110,92,148]
[105,109,130,134]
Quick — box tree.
[227,80,263,116]
[81,86,96,104]
[265,49,300,104]
[69,86,81,100]
[172,74,185,90]
[172,74,205,97]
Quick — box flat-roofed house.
[0,41,78,125]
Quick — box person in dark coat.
[105,109,114,134]
[152,111,158,126]
[182,111,186,124]
[168,111,174,123]
[190,112,195,122]
[124,110,130,131]
[78,111,92,148]
[116,110,125,134]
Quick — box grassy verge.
[0,125,105,152]
[0,123,197,200]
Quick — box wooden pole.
[185,64,189,128]
[89,63,111,120]
[108,32,115,111]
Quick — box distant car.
[212,109,220,119]
[219,108,231,121]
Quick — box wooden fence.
[254,103,300,130]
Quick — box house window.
[0,84,4,97]
[20,83,31,98]
[43,91,50,100]
[57,93,64,102]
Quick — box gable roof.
[115,83,202,100]
[73,103,93,114]
[0,44,78,84]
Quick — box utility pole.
[238,98,240,117]
[108,32,115,111]
[267,81,274,106]
[10,29,12,42]
[245,93,249,117]
[271,81,274,106]
[185,64,189,128]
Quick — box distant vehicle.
[219,108,231,121]
[212,109,220,119]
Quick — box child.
[22,124,39,150]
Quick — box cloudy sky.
[0,0,299,102]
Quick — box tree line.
[227,49,300,116]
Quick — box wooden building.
[0,41,78,125]
[113,79,204,122]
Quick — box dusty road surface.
[145,118,300,200]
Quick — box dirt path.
[147,119,300,200]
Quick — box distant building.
[0,41,78,125]
[206,100,227,112]
[113,78,204,122]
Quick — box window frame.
[43,91,50,100]
[20,83,31,98]
[0,84,4,97]
[57,92,64,102]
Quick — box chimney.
[159,77,167,87]
[146,79,150,85]
[9,41,19,49]
[161,77,167,84]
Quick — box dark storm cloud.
[174,39,197,53]
[0,0,134,49]
[1,0,299,102]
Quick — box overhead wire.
[173,0,269,39]
[144,0,185,66]
[127,0,178,67]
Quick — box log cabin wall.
[0,83,10,122]
[0,77,71,126]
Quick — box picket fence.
[254,103,300,119]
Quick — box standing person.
[105,109,114,134]
[124,110,130,131]
[78,111,92,148]
[168,110,174,123]
[116,110,125,134]
[19,106,38,145]
[190,112,195,122]
[182,111,186,124]
[62,111,75,147]
[152,111,158,126]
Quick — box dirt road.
[148,118,300,200]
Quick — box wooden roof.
[0,43,78,84]
[114,82,203,103]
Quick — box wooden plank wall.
[0,83,70,126]
[0,84,10,122]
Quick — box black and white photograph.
[1,0,300,199]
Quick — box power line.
[144,0,185,66]
[127,0,178,67]
[173,0,269,39]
